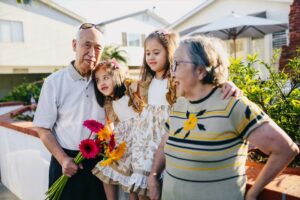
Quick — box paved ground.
[0,182,20,200]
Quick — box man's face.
[73,28,105,76]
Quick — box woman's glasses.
[171,60,195,72]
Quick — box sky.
[52,0,202,24]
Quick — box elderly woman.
[148,36,299,200]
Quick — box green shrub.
[229,49,300,167]
[229,49,300,142]
[0,80,43,105]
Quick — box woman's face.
[94,67,114,97]
[172,44,200,95]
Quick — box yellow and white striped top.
[162,87,270,200]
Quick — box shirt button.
[86,95,89,98]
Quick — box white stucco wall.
[0,125,50,200]
[0,0,82,73]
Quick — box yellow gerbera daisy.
[110,141,126,160]
[100,141,127,167]
[100,158,113,167]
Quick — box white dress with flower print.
[127,77,171,196]
[92,95,139,189]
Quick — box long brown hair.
[140,30,179,81]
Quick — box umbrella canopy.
[188,13,287,39]
[187,13,288,57]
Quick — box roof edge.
[40,0,85,23]
[168,0,215,29]
[96,9,169,26]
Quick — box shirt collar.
[68,61,91,82]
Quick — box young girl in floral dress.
[91,59,145,200]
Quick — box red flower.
[108,134,116,152]
[83,120,104,133]
[95,139,103,153]
[79,139,99,159]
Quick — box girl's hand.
[148,174,161,200]
[221,81,243,99]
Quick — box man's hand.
[61,157,79,177]
[148,174,161,200]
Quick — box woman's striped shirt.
[162,87,269,200]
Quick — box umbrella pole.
[233,38,237,59]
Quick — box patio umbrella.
[187,13,288,58]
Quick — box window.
[128,33,141,46]
[272,30,287,49]
[122,32,145,47]
[0,20,24,43]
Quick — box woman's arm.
[148,133,169,200]
[246,121,299,200]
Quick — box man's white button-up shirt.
[33,61,105,150]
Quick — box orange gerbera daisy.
[97,125,112,141]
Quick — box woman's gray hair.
[181,35,229,85]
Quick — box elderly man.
[33,23,106,199]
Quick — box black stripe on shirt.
[166,140,244,151]
[166,171,246,183]
[168,135,244,146]
[165,153,247,163]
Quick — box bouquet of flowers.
[45,120,126,200]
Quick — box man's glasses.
[79,23,103,33]
[171,60,195,72]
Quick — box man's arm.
[148,133,169,200]
[35,127,79,177]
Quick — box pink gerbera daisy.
[79,139,99,159]
[83,120,104,133]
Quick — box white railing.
[0,126,50,200]
[0,105,23,115]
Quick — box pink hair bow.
[111,58,120,69]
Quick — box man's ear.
[72,39,77,52]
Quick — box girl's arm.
[221,81,243,99]
[246,121,299,200]
[148,133,169,200]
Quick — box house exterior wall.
[101,15,166,68]
[0,0,82,74]
[174,0,291,31]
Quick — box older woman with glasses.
[148,36,299,200]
